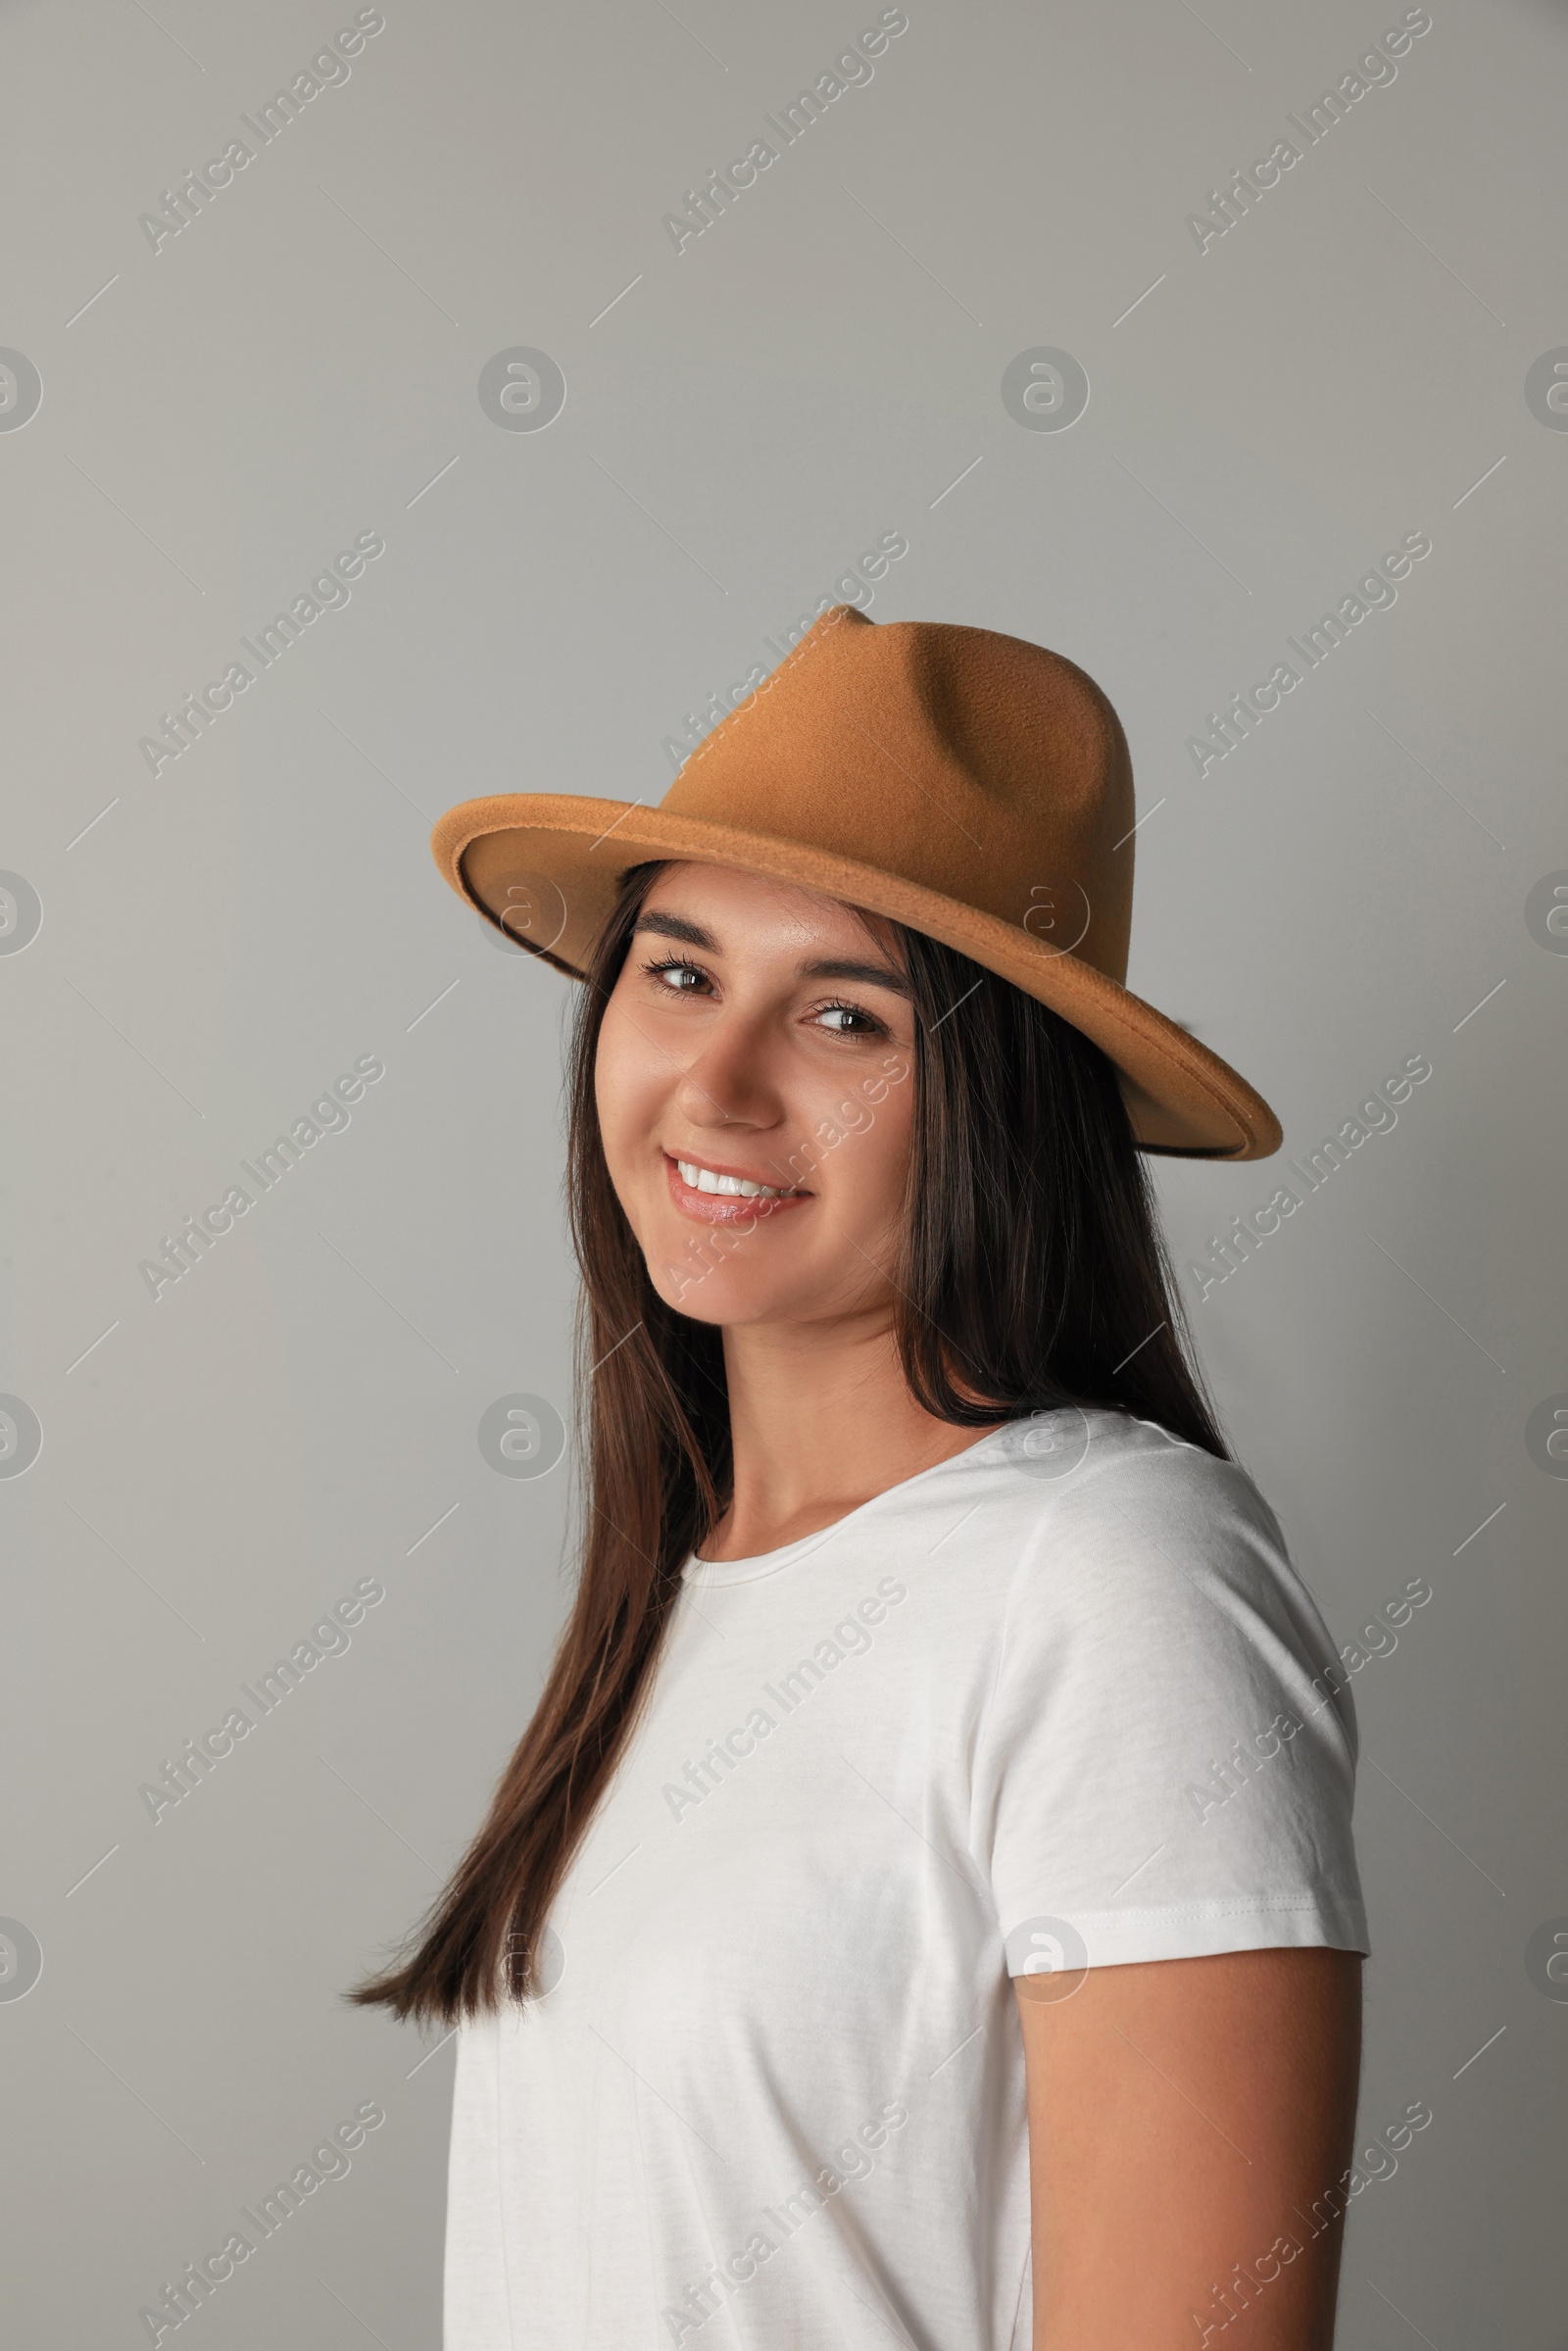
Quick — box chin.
[647,1241,809,1321]
[657,1270,781,1324]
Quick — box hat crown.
[662,605,1136,983]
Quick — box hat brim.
[432,794,1283,1162]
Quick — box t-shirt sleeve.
[975,1437,1370,1973]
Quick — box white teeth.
[676,1158,798,1200]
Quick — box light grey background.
[2,0,1563,2341]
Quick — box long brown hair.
[352,859,1228,2024]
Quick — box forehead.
[637,861,897,955]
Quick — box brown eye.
[641,955,710,995]
[812,999,886,1039]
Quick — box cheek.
[810,1066,913,1216]
[594,1004,668,1195]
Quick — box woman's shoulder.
[916,1404,1314,1641]
[1067,1407,1290,1551]
[933,1404,1282,1541]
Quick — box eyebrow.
[633,908,912,997]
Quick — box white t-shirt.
[444,1407,1368,2350]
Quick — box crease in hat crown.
[430,604,1284,1162]
[657,604,1136,985]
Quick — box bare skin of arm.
[1017,1946,1362,2349]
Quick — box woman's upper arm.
[1016,1945,1362,2350]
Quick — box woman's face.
[594,863,919,1328]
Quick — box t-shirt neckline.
[684,1425,1014,1588]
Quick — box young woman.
[358,608,1369,2348]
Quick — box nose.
[670,1022,784,1139]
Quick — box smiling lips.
[662,1151,810,1225]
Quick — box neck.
[703,1308,998,1561]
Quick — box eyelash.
[637,954,890,1039]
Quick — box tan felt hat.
[430,604,1282,1159]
